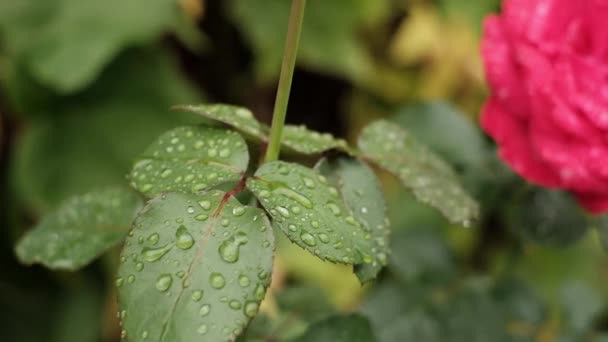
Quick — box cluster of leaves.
[14,102,479,340]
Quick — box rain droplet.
[197,324,208,335]
[301,232,317,246]
[276,206,290,218]
[142,331,149,339]
[238,275,250,287]
[318,233,330,243]
[135,262,144,271]
[288,224,297,232]
[155,274,173,292]
[302,177,315,189]
[311,221,320,229]
[327,203,341,216]
[192,290,203,302]
[219,148,231,158]
[115,277,124,287]
[199,304,211,316]
[219,232,248,263]
[141,244,172,262]
[148,233,160,245]
[160,169,173,178]
[198,200,211,210]
[232,206,245,216]
[254,284,266,300]
[187,206,195,214]
[272,187,313,209]
[195,214,209,221]
[244,301,259,318]
[210,273,226,289]
[229,300,242,310]
[175,226,195,250]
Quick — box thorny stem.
[264,0,307,163]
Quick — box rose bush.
[481,0,608,213]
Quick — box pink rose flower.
[481,0,608,214]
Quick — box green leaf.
[11,49,201,211]
[388,230,454,284]
[358,120,479,227]
[276,286,335,322]
[50,288,103,342]
[316,156,389,282]
[391,102,488,170]
[15,188,142,270]
[0,0,188,92]
[596,214,608,251]
[130,126,249,197]
[117,191,274,341]
[174,104,269,142]
[247,161,376,269]
[282,125,351,155]
[294,314,378,342]
[559,281,603,334]
[506,188,588,246]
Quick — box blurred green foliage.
[1,0,607,341]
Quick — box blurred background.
[1,0,607,341]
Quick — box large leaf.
[316,156,389,282]
[229,0,387,83]
[358,120,479,227]
[247,161,375,269]
[117,191,274,341]
[0,0,186,93]
[130,126,249,197]
[15,188,142,270]
[11,49,201,211]
[294,314,378,342]
[174,104,268,142]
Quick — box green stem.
[264,0,307,163]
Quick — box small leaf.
[117,191,274,342]
[294,314,378,342]
[15,188,142,270]
[358,120,479,226]
[282,125,351,155]
[506,188,588,246]
[316,156,389,282]
[247,161,375,268]
[129,126,249,197]
[174,104,269,141]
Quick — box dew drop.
[187,206,195,214]
[288,224,297,232]
[141,244,172,262]
[197,324,208,335]
[318,233,330,243]
[244,301,259,318]
[272,187,313,209]
[254,284,266,300]
[199,304,211,316]
[238,274,250,287]
[198,200,212,210]
[155,274,173,292]
[219,232,248,263]
[229,300,242,310]
[210,273,226,289]
[327,203,341,216]
[192,290,203,302]
[115,277,124,287]
[276,206,290,218]
[147,233,160,245]
[219,148,231,158]
[302,177,315,189]
[301,232,317,246]
[175,225,195,250]
[195,214,209,221]
[232,206,246,217]
[160,169,173,178]
[135,262,144,271]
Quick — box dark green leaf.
[15,188,142,270]
[0,0,188,92]
[316,156,389,282]
[50,288,103,342]
[117,191,274,341]
[596,214,608,251]
[130,126,249,197]
[174,104,269,142]
[276,286,335,322]
[388,230,454,284]
[294,314,378,342]
[559,281,602,334]
[247,161,376,270]
[506,188,588,246]
[282,125,351,155]
[11,49,201,211]
[358,120,479,227]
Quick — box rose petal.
[574,192,608,214]
[481,98,561,186]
